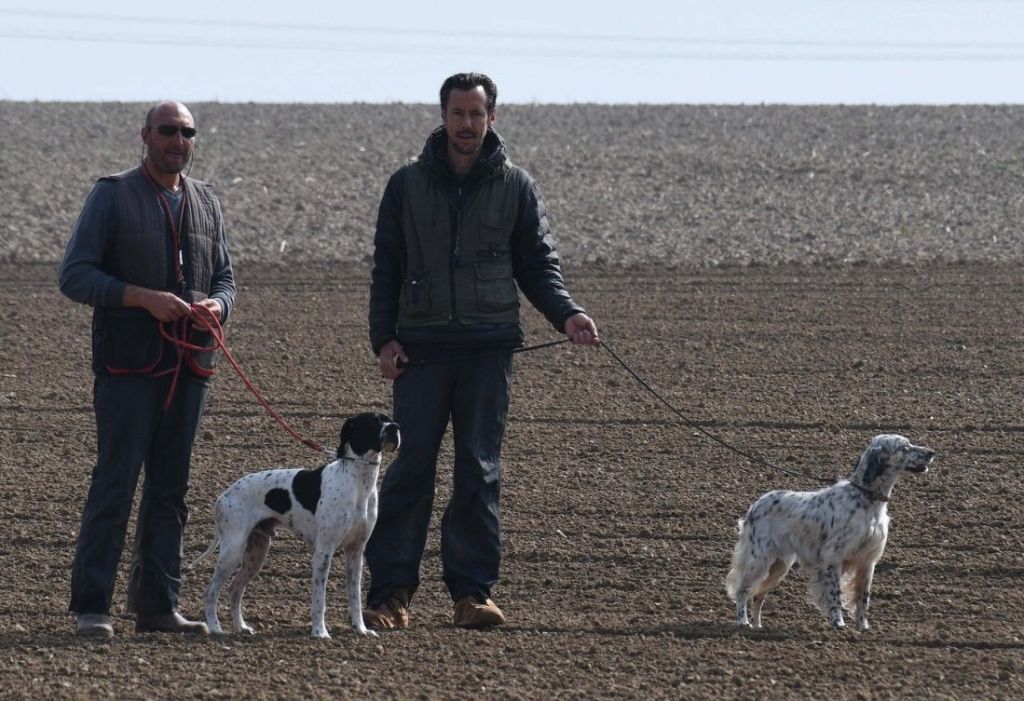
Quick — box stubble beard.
[450,140,481,157]
[148,152,188,175]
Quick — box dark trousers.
[365,350,512,604]
[69,373,209,615]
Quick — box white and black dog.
[189,412,400,638]
[726,434,934,630]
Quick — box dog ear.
[337,419,352,459]
[862,447,885,483]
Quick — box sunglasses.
[153,124,197,139]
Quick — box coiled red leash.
[160,304,328,455]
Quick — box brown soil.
[3,261,1023,700]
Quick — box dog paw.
[311,629,331,639]
[238,624,255,635]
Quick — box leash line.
[164,308,830,483]
[398,334,827,485]
[395,338,570,368]
[164,305,330,456]
[598,340,831,486]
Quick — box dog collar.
[338,455,381,466]
[848,480,888,502]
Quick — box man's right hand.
[123,284,192,322]
[378,339,408,380]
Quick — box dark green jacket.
[369,127,583,354]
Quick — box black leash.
[395,335,833,487]
[598,340,831,486]
[394,338,570,368]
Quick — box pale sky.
[2,0,1023,104]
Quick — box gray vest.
[398,159,520,327]
[91,166,224,375]
[102,165,221,302]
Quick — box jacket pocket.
[474,262,519,312]
[98,308,163,374]
[479,210,511,247]
[400,277,434,318]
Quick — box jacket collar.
[420,126,507,181]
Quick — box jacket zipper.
[449,185,461,322]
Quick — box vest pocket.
[474,262,518,312]
[400,278,434,318]
[98,308,163,374]
[479,210,510,246]
[185,325,219,378]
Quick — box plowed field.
[3,260,1022,699]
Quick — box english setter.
[725,434,934,630]
[189,412,400,638]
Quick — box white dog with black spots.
[189,412,400,638]
[726,434,934,630]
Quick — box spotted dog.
[189,412,400,638]
[725,434,934,630]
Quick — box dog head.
[337,412,401,461]
[854,434,935,489]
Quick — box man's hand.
[123,284,191,322]
[378,339,408,380]
[193,297,223,322]
[564,313,600,346]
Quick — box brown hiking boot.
[453,596,507,629]
[135,611,209,635]
[362,588,413,630]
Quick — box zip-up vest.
[90,166,223,376]
[102,166,220,301]
[397,159,521,328]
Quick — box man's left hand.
[193,298,223,321]
[564,313,600,346]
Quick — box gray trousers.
[69,373,208,615]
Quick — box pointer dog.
[726,434,934,630]
[190,412,400,638]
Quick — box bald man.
[59,101,236,638]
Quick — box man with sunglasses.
[59,100,235,638]
[364,73,600,631]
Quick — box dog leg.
[734,593,752,627]
[749,593,767,628]
[310,540,335,639]
[204,533,248,636]
[750,557,794,628]
[730,558,772,627]
[851,563,876,631]
[344,543,376,637]
[228,528,272,634]
[815,564,846,629]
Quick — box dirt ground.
[2,260,1023,700]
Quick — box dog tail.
[187,535,219,570]
[725,518,751,602]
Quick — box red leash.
[159,304,328,455]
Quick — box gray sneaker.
[76,613,114,639]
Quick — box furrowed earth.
[1,103,1023,699]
